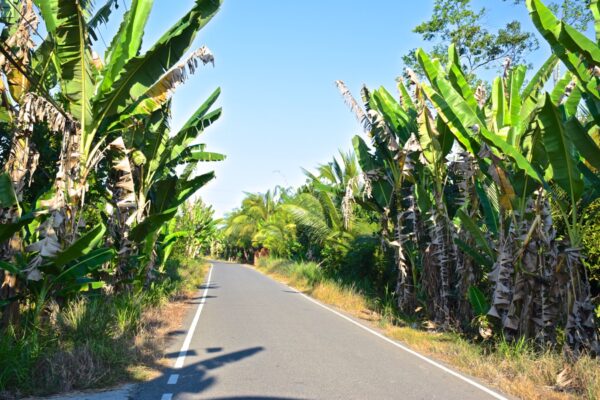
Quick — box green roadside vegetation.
[0,255,209,398]
[0,0,223,396]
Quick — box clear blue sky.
[102,0,554,217]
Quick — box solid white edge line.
[296,290,508,400]
[241,264,508,400]
[167,374,179,385]
[173,264,214,369]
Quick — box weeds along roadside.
[254,257,600,400]
[0,256,208,399]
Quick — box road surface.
[134,261,509,400]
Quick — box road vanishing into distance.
[134,261,510,400]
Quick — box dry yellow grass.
[254,258,600,400]
[308,282,370,315]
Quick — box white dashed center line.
[167,374,179,385]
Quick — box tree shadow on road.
[134,346,306,399]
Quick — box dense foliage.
[0,0,223,335]
[220,0,600,357]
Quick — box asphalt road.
[134,261,509,400]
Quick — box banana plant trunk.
[394,193,417,315]
[0,119,37,328]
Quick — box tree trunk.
[0,271,19,328]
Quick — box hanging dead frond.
[395,187,420,314]
[563,245,600,357]
[133,46,216,115]
[505,196,542,335]
[392,134,423,315]
[17,93,78,133]
[538,190,563,344]
[335,80,371,132]
[91,50,104,70]
[341,175,359,229]
[448,150,477,208]
[475,84,487,109]
[108,137,136,217]
[368,108,400,152]
[106,137,138,287]
[400,134,420,176]
[502,57,512,79]
[487,229,515,328]
[362,172,373,200]
[405,68,421,87]
[558,78,577,106]
[26,213,62,276]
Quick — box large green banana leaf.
[446,44,479,112]
[397,78,416,112]
[93,0,221,122]
[167,108,222,162]
[352,135,393,210]
[550,72,582,119]
[566,118,600,171]
[420,84,477,154]
[592,0,600,43]
[527,0,600,65]
[33,0,58,33]
[0,213,36,242]
[177,87,222,138]
[169,146,226,166]
[51,0,95,137]
[527,0,600,101]
[491,77,509,134]
[31,37,59,93]
[129,207,178,243]
[174,171,216,207]
[57,247,115,280]
[417,50,543,184]
[132,172,216,243]
[538,94,584,203]
[370,87,412,144]
[99,0,154,95]
[52,223,106,267]
[507,66,526,143]
[521,54,558,102]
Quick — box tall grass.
[0,256,208,398]
[255,257,600,400]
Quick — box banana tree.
[23,0,221,256]
[114,92,224,287]
[337,80,425,317]
[415,15,599,352]
[0,0,223,325]
[0,0,72,325]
